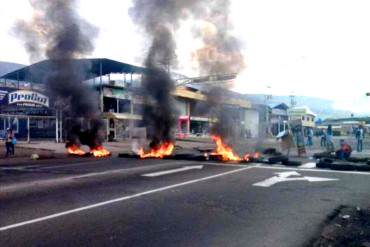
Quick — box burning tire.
[282,160,302,166]
[313,152,333,159]
[268,155,288,164]
[263,148,282,156]
[118,153,140,159]
[316,158,333,169]
[354,164,370,171]
[164,153,197,160]
[330,162,356,171]
[346,157,369,163]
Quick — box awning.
[0,58,147,83]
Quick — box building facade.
[270,103,289,136]
[0,58,253,141]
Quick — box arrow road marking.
[253,171,339,187]
[299,162,316,168]
[142,165,204,177]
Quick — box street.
[1,158,370,247]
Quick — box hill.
[244,94,353,120]
[0,61,26,77]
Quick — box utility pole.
[265,85,272,137]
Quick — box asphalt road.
[1,157,370,247]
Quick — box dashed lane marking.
[0,166,252,232]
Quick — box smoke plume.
[14,0,102,148]
[192,0,245,142]
[129,0,245,146]
[193,0,245,76]
[141,27,176,148]
[130,0,203,148]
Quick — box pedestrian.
[306,128,314,146]
[320,129,327,147]
[278,129,294,156]
[326,125,334,152]
[355,125,364,152]
[5,128,15,157]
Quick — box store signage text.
[8,90,49,107]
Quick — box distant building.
[288,106,316,128]
[317,117,370,136]
[270,103,289,136]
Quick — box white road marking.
[1,161,199,193]
[255,165,370,175]
[201,162,248,167]
[253,171,339,187]
[142,165,203,177]
[73,168,135,179]
[0,166,252,232]
[299,162,316,168]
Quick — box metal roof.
[0,58,147,84]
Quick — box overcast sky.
[1,0,370,114]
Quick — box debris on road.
[310,206,370,247]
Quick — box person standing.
[5,128,14,157]
[320,129,327,147]
[306,127,314,146]
[356,125,364,152]
[326,125,334,152]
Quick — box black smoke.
[195,87,241,143]
[129,0,204,148]
[14,0,103,149]
[130,0,245,146]
[141,27,176,148]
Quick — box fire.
[138,142,174,159]
[244,153,251,162]
[243,152,260,162]
[90,146,111,157]
[67,144,86,156]
[211,135,241,161]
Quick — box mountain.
[244,94,353,120]
[0,61,26,77]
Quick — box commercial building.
[0,58,252,141]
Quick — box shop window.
[118,99,131,113]
[103,97,117,113]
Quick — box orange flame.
[243,152,260,162]
[253,152,260,159]
[211,135,241,161]
[90,146,111,157]
[67,144,86,156]
[244,153,251,162]
[138,142,174,159]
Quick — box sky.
[0,0,370,115]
